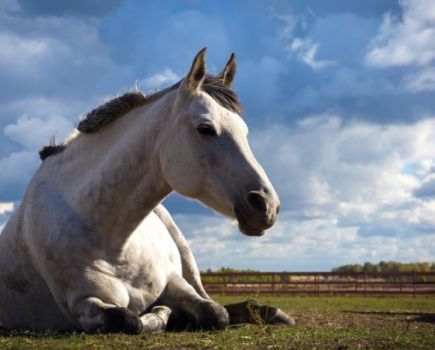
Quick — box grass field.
[1,296,434,349]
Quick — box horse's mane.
[39,75,243,160]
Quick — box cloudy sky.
[1,0,435,270]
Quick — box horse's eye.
[197,124,217,136]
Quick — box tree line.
[202,261,435,274]
[331,261,435,274]
[200,262,435,284]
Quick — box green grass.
[1,296,434,349]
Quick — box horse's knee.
[100,307,143,334]
[197,302,229,330]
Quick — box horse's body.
[0,49,293,333]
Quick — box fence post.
[413,272,416,298]
[317,274,320,295]
[364,273,367,297]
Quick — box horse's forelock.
[202,75,243,116]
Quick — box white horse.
[0,49,294,333]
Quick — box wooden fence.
[201,271,435,296]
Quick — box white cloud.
[0,202,13,214]
[288,37,334,70]
[0,8,122,202]
[139,68,180,91]
[276,11,334,71]
[0,110,77,202]
[173,214,236,238]
[366,0,435,67]
[252,117,435,208]
[0,32,49,73]
[0,10,119,104]
[274,14,297,40]
[174,211,435,271]
[0,201,14,233]
[170,214,238,268]
[250,217,435,269]
[4,115,73,149]
[402,67,435,92]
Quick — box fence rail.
[200,271,435,296]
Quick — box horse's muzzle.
[234,190,279,236]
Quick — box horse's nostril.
[276,203,280,215]
[247,191,267,212]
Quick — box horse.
[0,48,294,334]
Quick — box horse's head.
[160,48,280,236]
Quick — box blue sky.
[1,0,435,270]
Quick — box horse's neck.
[60,93,175,250]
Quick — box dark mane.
[77,91,150,133]
[40,75,242,160]
[202,75,243,116]
[39,144,66,160]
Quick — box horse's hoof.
[101,307,143,334]
[267,307,296,325]
[197,302,229,331]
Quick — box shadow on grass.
[342,311,435,324]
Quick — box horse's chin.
[235,209,266,237]
[239,224,266,237]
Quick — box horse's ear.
[185,47,207,91]
[220,53,237,87]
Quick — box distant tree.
[331,261,435,281]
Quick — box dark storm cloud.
[414,179,435,199]
[17,0,123,17]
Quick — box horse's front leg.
[70,297,171,334]
[224,299,295,325]
[161,274,229,331]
